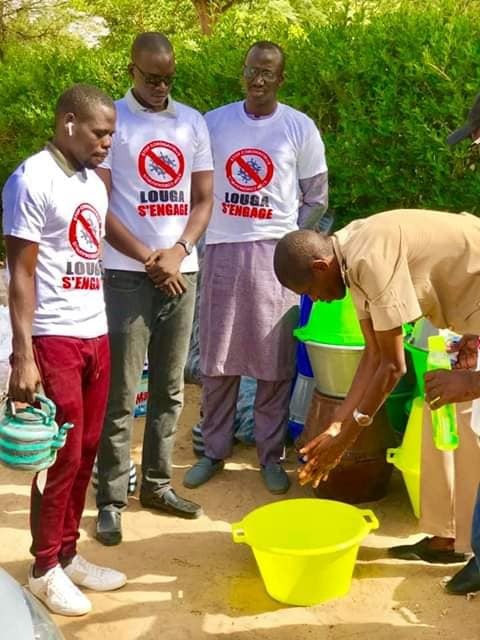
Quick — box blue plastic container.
[296,296,314,377]
[287,419,304,442]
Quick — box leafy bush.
[1,0,480,260]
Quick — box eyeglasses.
[243,66,277,82]
[133,64,176,87]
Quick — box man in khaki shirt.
[274,208,480,482]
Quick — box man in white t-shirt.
[2,84,126,616]
[183,41,328,494]
[94,32,213,545]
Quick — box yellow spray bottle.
[426,335,459,451]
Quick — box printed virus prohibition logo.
[225,148,274,193]
[68,204,101,259]
[138,140,185,189]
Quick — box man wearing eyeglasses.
[183,41,328,494]
[94,32,213,546]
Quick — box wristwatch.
[353,408,373,427]
[175,238,194,255]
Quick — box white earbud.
[66,122,74,137]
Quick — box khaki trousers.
[420,401,480,552]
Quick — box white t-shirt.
[2,148,108,338]
[205,101,327,244]
[102,91,213,272]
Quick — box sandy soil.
[1,384,480,640]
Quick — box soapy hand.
[297,422,361,488]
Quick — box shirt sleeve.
[297,118,328,180]
[192,114,214,173]
[297,172,329,228]
[349,286,371,321]
[348,226,422,330]
[2,170,47,243]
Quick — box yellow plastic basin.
[231,498,379,606]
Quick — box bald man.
[274,210,480,487]
[94,32,214,545]
[2,84,126,616]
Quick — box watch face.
[177,240,192,254]
[354,409,372,426]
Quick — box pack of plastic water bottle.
[134,360,149,417]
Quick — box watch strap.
[175,239,193,255]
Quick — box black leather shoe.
[388,537,467,564]
[140,488,203,519]
[445,558,480,595]
[95,509,122,546]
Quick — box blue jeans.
[96,269,197,511]
[472,485,480,568]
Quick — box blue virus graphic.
[237,157,263,183]
[149,152,177,178]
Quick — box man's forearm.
[9,273,35,360]
[180,202,212,245]
[332,348,380,422]
[357,359,405,416]
[179,170,213,244]
[333,322,406,424]
[105,211,151,264]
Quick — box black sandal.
[388,537,467,564]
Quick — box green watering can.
[0,394,74,472]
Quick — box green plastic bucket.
[404,342,428,396]
[385,352,416,436]
[385,391,412,436]
[294,293,364,347]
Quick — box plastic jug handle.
[35,394,56,422]
[231,522,247,544]
[360,509,379,531]
[386,448,397,463]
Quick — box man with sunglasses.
[183,41,328,494]
[94,32,213,546]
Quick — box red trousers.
[30,335,110,572]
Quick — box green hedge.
[1,0,480,257]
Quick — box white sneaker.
[64,554,127,592]
[28,564,92,616]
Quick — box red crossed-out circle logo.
[69,204,101,259]
[138,140,185,189]
[226,148,274,193]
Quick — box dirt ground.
[1,384,480,640]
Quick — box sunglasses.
[132,64,176,87]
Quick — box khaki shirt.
[332,209,480,334]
